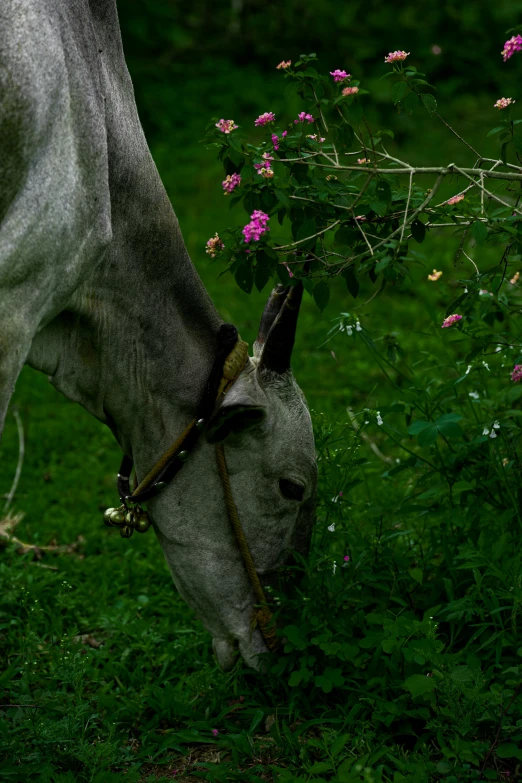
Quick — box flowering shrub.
[201,38,522,780]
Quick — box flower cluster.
[442,313,463,328]
[428,269,442,281]
[494,97,515,110]
[307,133,326,142]
[330,69,350,82]
[483,421,501,438]
[222,173,241,195]
[501,35,522,62]
[357,158,369,164]
[384,50,410,63]
[294,112,314,124]
[447,193,465,206]
[254,152,274,179]
[511,364,522,383]
[242,211,270,243]
[342,86,359,96]
[271,130,287,150]
[255,112,276,127]
[215,119,238,134]
[276,60,291,69]
[206,233,224,257]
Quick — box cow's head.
[150,284,317,669]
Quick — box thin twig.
[4,408,24,514]
[399,170,414,245]
[347,408,394,464]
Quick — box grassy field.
[1,51,522,783]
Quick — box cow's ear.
[205,368,267,443]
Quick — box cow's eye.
[279,478,305,502]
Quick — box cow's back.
[0,0,112,329]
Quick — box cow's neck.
[28,207,223,466]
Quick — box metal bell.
[178,450,189,462]
[134,513,151,533]
[196,418,206,430]
[125,509,136,526]
[103,507,118,526]
[120,525,133,539]
[109,507,126,526]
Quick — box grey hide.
[0,0,317,669]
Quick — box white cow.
[0,0,317,669]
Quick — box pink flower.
[222,173,241,195]
[343,555,350,562]
[212,729,219,737]
[206,233,224,257]
[431,45,442,55]
[479,289,493,296]
[357,158,369,164]
[306,134,326,142]
[271,133,280,150]
[502,35,522,62]
[342,86,359,96]
[447,193,465,206]
[511,364,522,383]
[215,119,238,134]
[330,69,351,83]
[255,112,276,126]
[442,313,463,328]
[282,131,288,137]
[384,50,410,63]
[276,60,292,70]
[510,271,520,285]
[284,263,294,278]
[294,112,315,124]
[428,269,442,281]
[243,210,270,243]
[494,97,515,109]
[254,152,274,179]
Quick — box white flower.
[332,560,337,575]
[489,430,497,439]
[376,412,383,425]
[469,391,479,399]
[355,321,362,332]
[482,427,490,436]
[493,421,500,429]
[482,361,490,371]
[328,523,336,532]
[465,365,472,375]
[496,345,502,352]
[346,326,353,336]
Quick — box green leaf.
[403,674,436,698]
[376,180,392,204]
[417,424,438,448]
[514,135,522,153]
[347,102,363,125]
[408,568,423,585]
[234,263,253,294]
[374,256,390,273]
[335,227,358,249]
[411,219,426,244]
[421,93,437,114]
[254,264,272,292]
[487,124,508,137]
[408,420,432,435]
[496,744,522,761]
[403,92,419,114]
[309,761,334,774]
[391,81,409,104]
[330,733,350,758]
[342,266,359,299]
[313,281,330,311]
[471,220,488,243]
[274,188,290,208]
